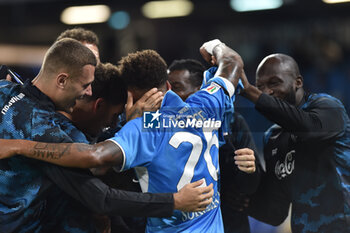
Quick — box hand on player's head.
[125,88,164,121]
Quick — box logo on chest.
[275,150,295,180]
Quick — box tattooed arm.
[0,139,121,168]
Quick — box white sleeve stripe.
[106,139,126,172]
[217,76,235,98]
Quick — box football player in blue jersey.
[0,40,256,232]
[168,58,261,233]
[0,38,213,233]
[55,28,178,233]
[237,53,350,233]
[65,62,166,233]
[56,27,164,142]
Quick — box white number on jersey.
[169,129,219,191]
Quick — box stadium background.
[1,0,349,232]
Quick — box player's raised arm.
[200,39,244,88]
[0,139,121,168]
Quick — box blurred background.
[1,0,350,232]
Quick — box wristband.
[202,39,222,55]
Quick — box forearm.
[13,139,122,168]
[240,83,262,103]
[255,93,345,140]
[104,189,174,217]
[212,44,243,88]
[215,58,241,87]
[233,166,261,195]
[43,165,174,217]
[255,93,308,131]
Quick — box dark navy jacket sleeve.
[248,126,290,226]
[247,170,290,226]
[231,112,261,193]
[42,165,174,217]
[220,112,261,195]
[255,93,346,141]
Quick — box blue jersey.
[109,75,235,233]
[0,80,99,233]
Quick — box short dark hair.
[42,38,97,78]
[168,59,205,88]
[119,50,168,90]
[56,27,99,46]
[89,62,127,105]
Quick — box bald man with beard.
[240,53,350,233]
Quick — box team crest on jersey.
[205,83,220,94]
[275,150,295,179]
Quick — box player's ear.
[93,98,105,112]
[56,73,69,89]
[166,80,171,90]
[295,75,303,89]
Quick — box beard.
[284,86,297,105]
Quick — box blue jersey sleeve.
[202,67,245,138]
[108,118,158,171]
[187,71,237,145]
[201,67,244,95]
[187,77,234,119]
